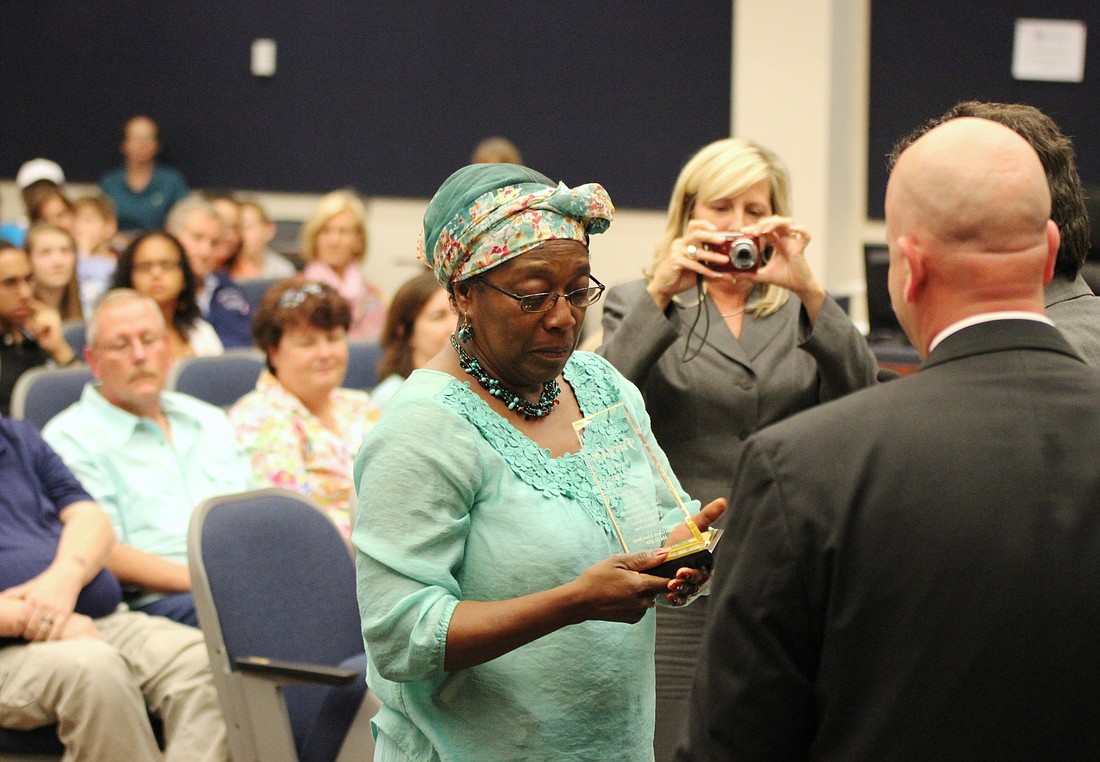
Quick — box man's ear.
[898,235,925,304]
[1043,220,1060,286]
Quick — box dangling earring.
[457,317,474,343]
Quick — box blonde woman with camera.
[597,137,883,761]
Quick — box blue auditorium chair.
[9,365,94,430]
[343,341,382,392]
[166,349,266,408]
[238,276,283,314]
[188,488,380,762]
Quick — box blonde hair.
[654,138,793,317]
[300,190,368,263]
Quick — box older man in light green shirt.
[43,289,252,626]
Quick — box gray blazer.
[598,279,881,505]
[1045,273,1100,366]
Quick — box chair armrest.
[235,656,358,686]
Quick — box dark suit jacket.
[682,319,1100,761]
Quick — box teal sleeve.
[352,399,482,683]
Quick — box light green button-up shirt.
[43,384,253,564]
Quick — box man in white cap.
[0,159,66,248]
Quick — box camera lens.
[730,239,758,270]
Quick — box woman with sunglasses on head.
[229,279,380,538]
[353,164,726,762]
[112,230,222,362]
[598,137,884,760]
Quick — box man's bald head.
[887,117,1051,254]
[885,117,1059,356]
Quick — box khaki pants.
[0,608,228,762]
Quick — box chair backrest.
[272,220,304,258]
[10,365,94,430]
[167,349,266,408]
[343,341,382,391]
[62,320,86,360]
[189,489,368,761]
[237,277,282,314]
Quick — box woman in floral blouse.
[229,278,380,536]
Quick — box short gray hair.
[165,193,218,235]
[86,289,165,347]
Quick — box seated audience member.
[0,243,77,416]
[233,199,297,279]
[166,195,252,348]
[1,159,67,247]
[99,115,188,235]
[25,182,74,232]
[205,192,243,274]
[71,194,119,312]
[229,280,380,538]
[43,289,252,626]
[0,417,229,761]
[372,270,454,409]
[301,190,386,341]
[25,222,83,323]
[471,136,523,165]
[890,100,1100,365]
[112,231,223,360]
[680,118,1100,760]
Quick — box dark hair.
[251,279,351,372]
[889,101,1089,278]
[112,230,201,334]
[377,271,447,380]
[24,182,73,223]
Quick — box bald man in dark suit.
[680,117,1100,760]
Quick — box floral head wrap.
[418,163,615,287]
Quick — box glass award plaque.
[573,402,720,578]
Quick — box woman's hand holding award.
[574,402,722,579]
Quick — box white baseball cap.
[15,158,65,189]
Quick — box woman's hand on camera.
[647,220,732,310]
[739,216,827,321]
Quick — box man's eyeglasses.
[279,282,328,310]
[476,275,605,313]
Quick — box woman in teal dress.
[353,164,726,762]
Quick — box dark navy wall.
[1,1,731,209]
[868,1,1100,219]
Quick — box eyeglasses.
[96,332,166,355]
[279,282,328,310]
[476,275,606,313]
[132,259,181,275]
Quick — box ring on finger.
[685,245,698,260]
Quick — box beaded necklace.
[450,334,561,419]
